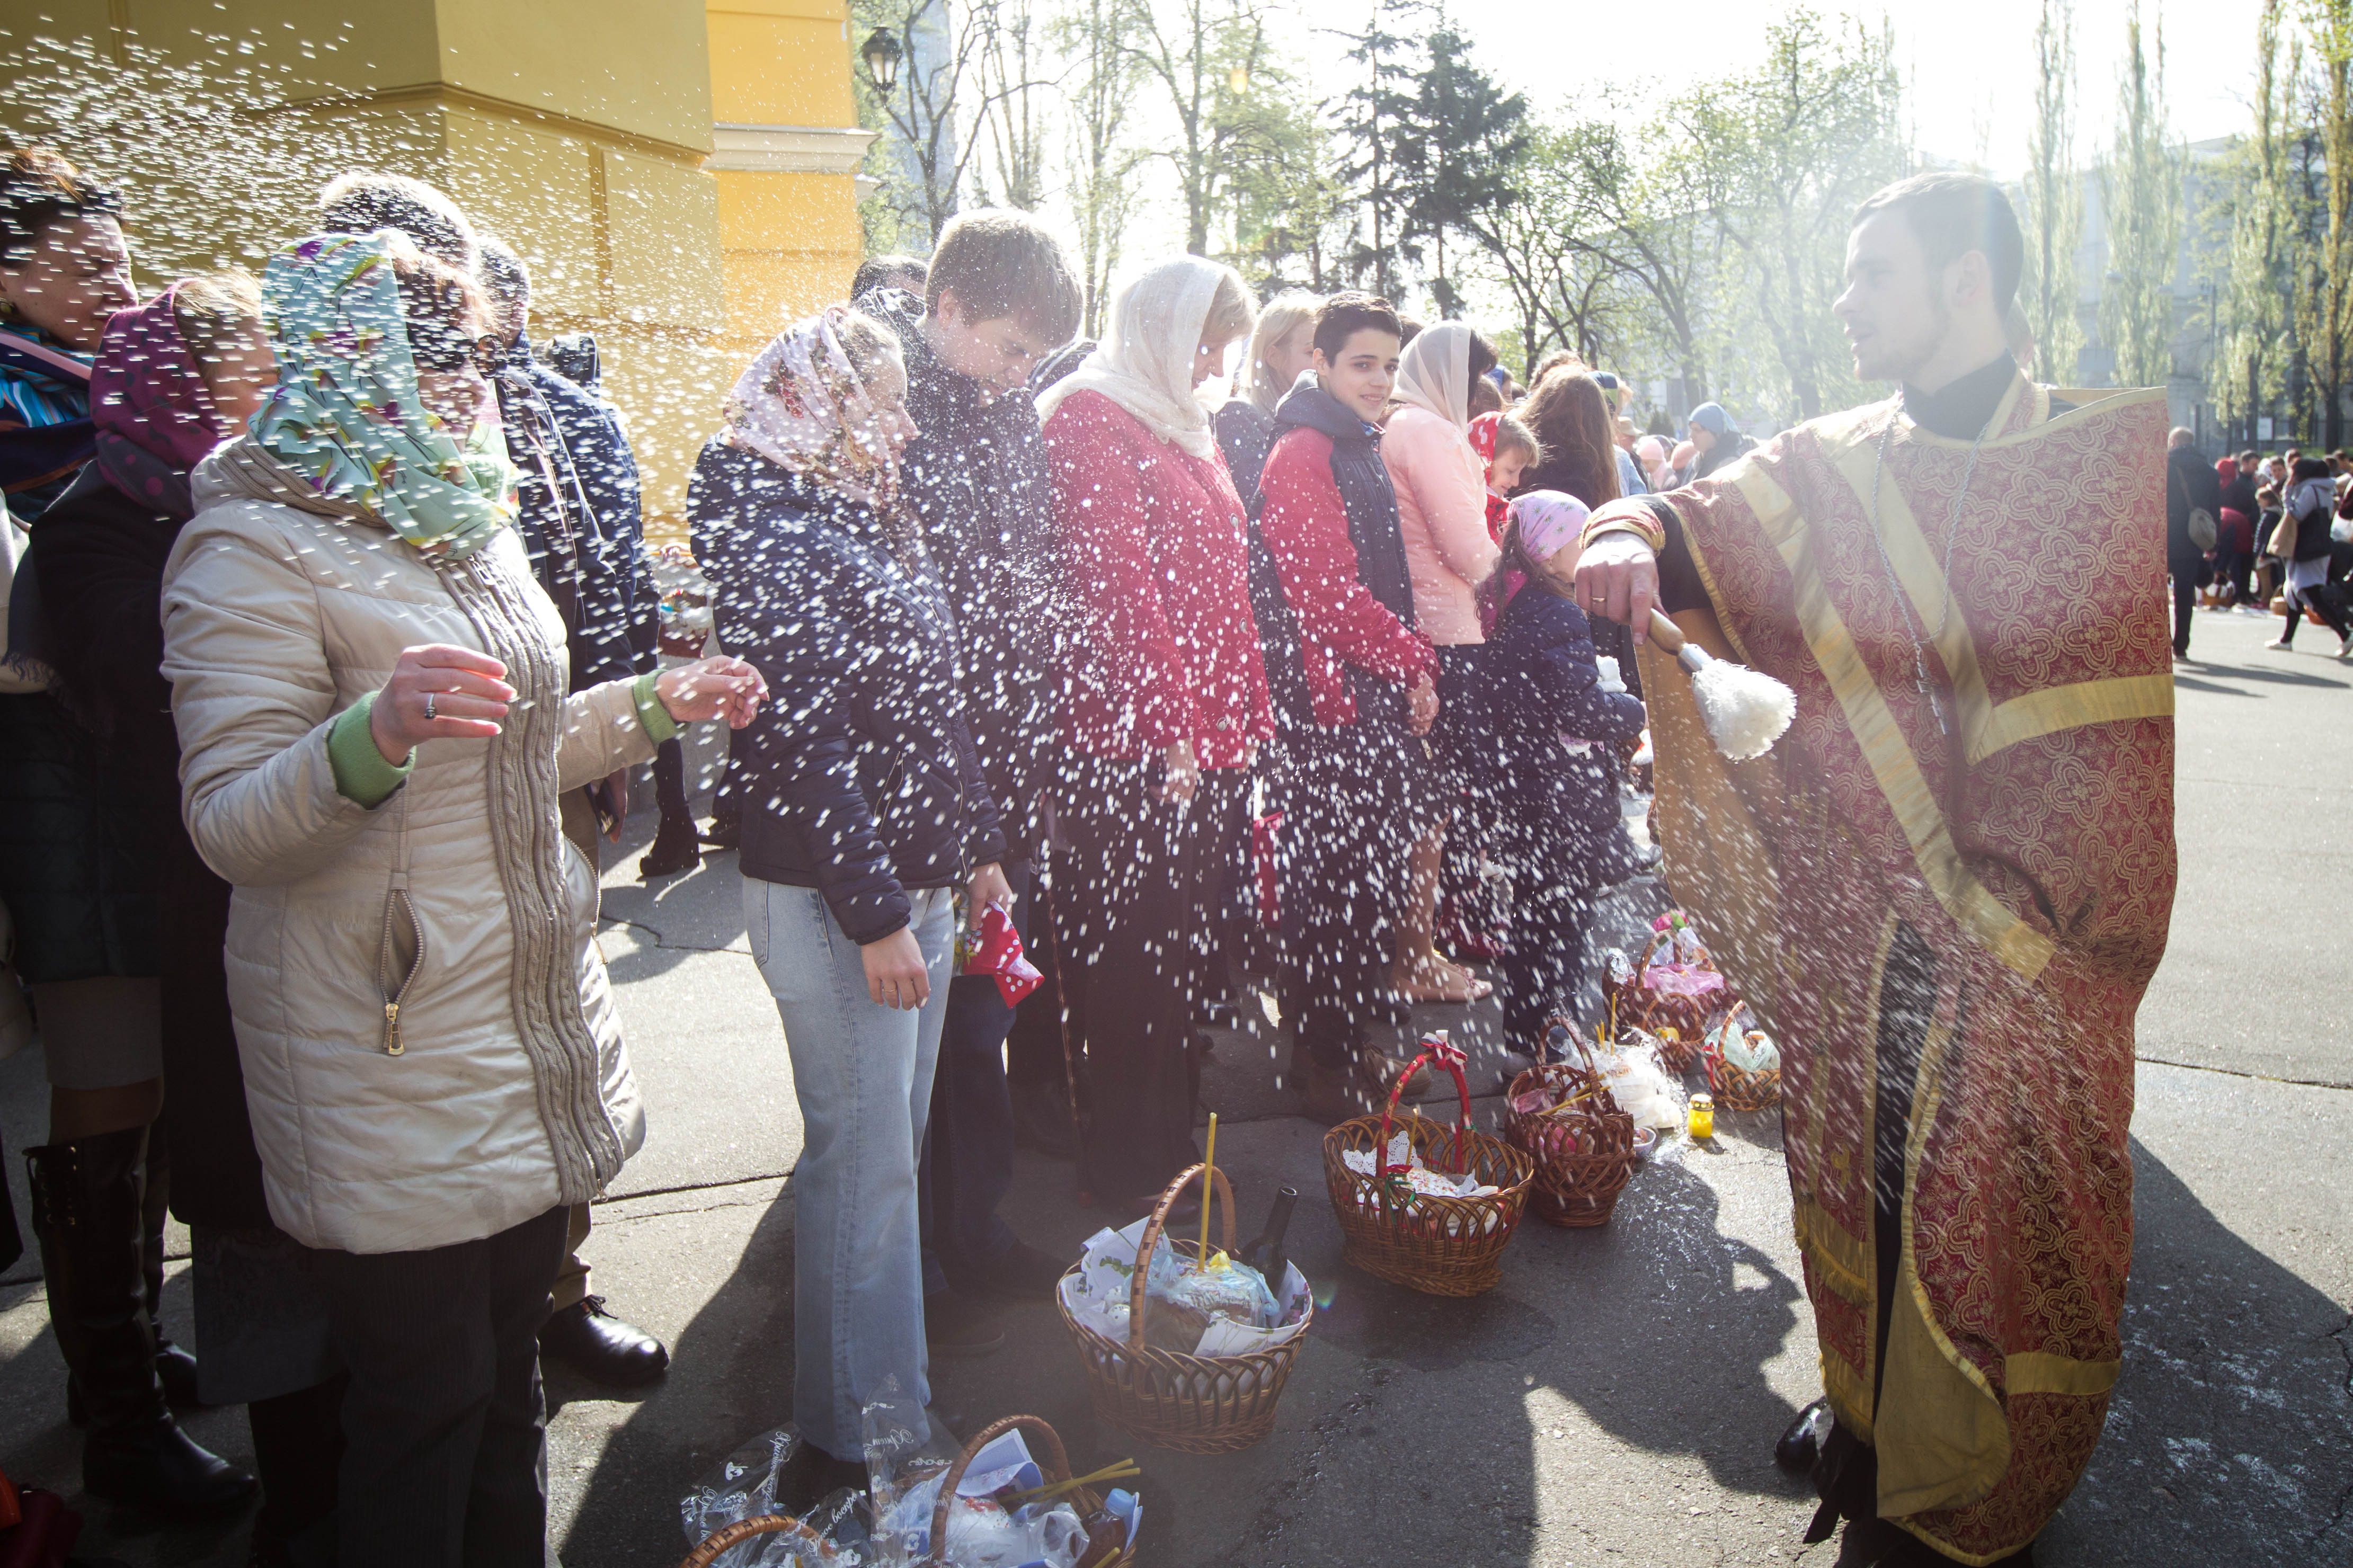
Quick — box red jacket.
[1257,424,1437,728]
[1042,389,1273,768]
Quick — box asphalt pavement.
[1,599,2347,1566]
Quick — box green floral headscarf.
[251,231,517,560]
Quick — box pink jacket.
[1382,405,1499,647]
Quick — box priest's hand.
[1573,523,1659,641]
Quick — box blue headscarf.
[1688,402,1737,441]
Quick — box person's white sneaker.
[2338,635,2353,661]
[2266,637,2294,650]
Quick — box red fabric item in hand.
[961,901,1042,1007]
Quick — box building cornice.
[707,122,878,175]
[270,82,714,167]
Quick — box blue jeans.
[745,878,955,1459]
[920,861,1029,1295]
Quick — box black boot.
[141,1116,203,1410]
[26,1128,257,1515]
[637,810,702,880]
[66,1118,202,1423]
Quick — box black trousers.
[2282,577,2352,643]
[1495,818,1597,1051]
[1058,756,1232,1204]
[1282,712,1421,1068]
[305,1205,569,1568]
[920,860,1032,1292]
[2170,572,2195,655]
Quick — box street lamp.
[860,26,904,95]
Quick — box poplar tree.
[2096,0,2181,392]
[2022,0,2083,382]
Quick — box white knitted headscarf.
[1034,255,1243,459]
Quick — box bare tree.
[1674,11,1907,420]
[1121,0,1300,258]
[853,0,1021,245]
[974,0,1049,210]
[1051,0,1140,332]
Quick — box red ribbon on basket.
[1374,1034,1475,1190]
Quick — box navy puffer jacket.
[690,440,1005,943]
[1461,585,1647,871]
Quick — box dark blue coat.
[492,342,656,691]
[857,289,1058,858]
[1461,585,1647,874]
[689,440,1005,944]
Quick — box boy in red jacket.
[1257,293,1439,1112]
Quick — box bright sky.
[1273,0,2256,177]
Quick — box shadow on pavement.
[2044,1137,2353,1565]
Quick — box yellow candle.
[1688,1093,1715,1140]
[1198,1111,1218,1262]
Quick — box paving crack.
[2135,1054,2353,1092]
[597,913,750,956]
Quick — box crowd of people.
[0,145,1695,1562]
[2165,429,2353,661]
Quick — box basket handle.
[1374,1034,1472,1178]
[1634,925,1674,974]
[679,1514,831,1568]
[926,1415,1074,1564]
[1702,1000,1752,1090]
[1126,1162,1239,1351]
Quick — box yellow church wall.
[433,0,715,155]
[706,0,857,128]
[713,171,863,346]
[1,0,870,534]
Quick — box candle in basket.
[1687,1092,1715,1141]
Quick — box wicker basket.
[1702,1003,1783,1112]
[677,1513,840,1568]
[1057,1163,1311,1455]
[1322,1038,1533,1297]
[921,1415,1133,1567]
[1604,925,1737,1071]
[1504,1029,1638,1228]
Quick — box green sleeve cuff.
[328,689,412,809]
[632,671,681,744]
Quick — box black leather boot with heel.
[26,1126,256,1514]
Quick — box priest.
[1574,172,2176,1566]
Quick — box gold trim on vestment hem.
[1970,675,2176,765]
[1877,974,2010,1519]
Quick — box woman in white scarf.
[1381,319,1505,1004]
[1037,255,1278,1215]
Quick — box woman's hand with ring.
[371,644,514,764]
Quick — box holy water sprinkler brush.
[1646,608,1796,761]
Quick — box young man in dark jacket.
[855,211,1081,1332]
[476,236,671,1388]
[1257,293,1439,1115]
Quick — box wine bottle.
[1238,1185,1299,1287]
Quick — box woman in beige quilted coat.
[158,230,762,1568]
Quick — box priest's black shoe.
[1776,1396,1832,1474]
[540,1295,670,1387]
